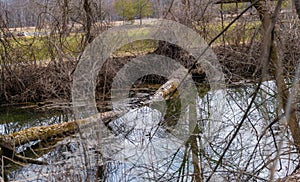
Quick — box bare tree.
[2,0,300,181]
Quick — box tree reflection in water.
[5,82,299,181]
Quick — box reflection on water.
[1,81,299,181]
[101,107,186,181]
[0,106,73,134]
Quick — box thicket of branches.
[1,0,300,181]
[0,0,113,104]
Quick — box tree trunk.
[253,0,300,151]
[0,79,184,164]
[293,0,300,18]
[83,0,93,44]
[61,0,69,35]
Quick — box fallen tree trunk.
[0,110,125,166]
[8,77,181,147]
[7,110,123,147]
[0,78,181,165]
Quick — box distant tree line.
[0,0,164,29]
[0,0,117,29]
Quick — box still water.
[0,81,298,181]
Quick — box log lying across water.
[0,110,124,165]
[0,110,125,162]
[0,78,181,165]
[9,110,123,147]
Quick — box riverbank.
[1,40,299,105]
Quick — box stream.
[0,81,298,181]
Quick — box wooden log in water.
[0,110,124,166]
[8,110,123,147]
[0,78,182,165]
[9,78,181,147]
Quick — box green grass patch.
[0,30,157,63]
[218,2,249,14]
[0,21,262,64]
[114,39,158,56]
[200,20,261,45]
[0,34,85,63]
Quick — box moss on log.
[0,109,125,167]
[8,110,123,147]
